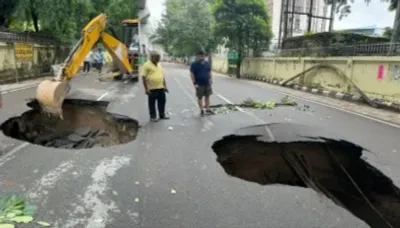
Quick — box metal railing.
[279,43,400,57]
[0,31,59,44]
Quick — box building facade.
[269,0,331,50]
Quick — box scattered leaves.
[210,96,299,114]
[0,194,43,227]
[37,221,51,227]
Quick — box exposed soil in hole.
[212,123,400,228]
[0,99,139,149]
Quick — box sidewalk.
[0,77,53,94]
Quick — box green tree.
[0,0,20,28]
[153,0,215,57]
[8,0,137,42]
[211,0,272,78]
[383,26,393,38]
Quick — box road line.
[0,142,29,167]
[63,156,131,228]
[29,161,75,205]
[215,74,400,129]
[97,92,109,101]
[173,77,198,105]
[1,85,39,94]
[173,77,215,131]
[272,90,400,129]
[215,92,265,124]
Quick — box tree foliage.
[1,0,137,43]
[153,0,216,56]
[211,0,272,77]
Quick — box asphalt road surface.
[0,63,399,228]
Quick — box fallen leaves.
[210,96,299,114]
[0,194,50,227]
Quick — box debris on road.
[168,126,174,131]
[134,198,140,203]
[0,99,139,150]
[210,96,299,114]
[170,189,177,194]
[0,194,47,228]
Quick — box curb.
[242,74,400,113]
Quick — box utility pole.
[329,0,336,31]
[307,0,314,32]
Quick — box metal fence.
[0,31,59,44]
[279,43,400,57]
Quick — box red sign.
[377,65,384,80]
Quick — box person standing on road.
[141,52,170,122]
[190,50,213,116]
[93,48,104,75]
[83,50,93,74]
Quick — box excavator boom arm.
[35,14,134,117]
[62,14,133,80]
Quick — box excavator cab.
[122,19,141,78]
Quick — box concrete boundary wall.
[212,56,400,110]
[0,42,70,84]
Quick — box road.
[0,63,399,228]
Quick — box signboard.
[14,43,33,60]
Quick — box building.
[137,0,153,55]
[338,25,385,37]
[269,0,331,50]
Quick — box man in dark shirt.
[190,51,213,116]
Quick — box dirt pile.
[1,99,139,149]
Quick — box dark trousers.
[83,61,91,72]
[148,89,166,119]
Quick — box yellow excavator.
[36,14,135,118]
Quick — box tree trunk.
[0,16,7,29]
[389,0,400,55]
[30,0,39,32]
[236,51,241,79]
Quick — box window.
[295,18,300,30]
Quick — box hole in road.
[211,123,400,228]
[0,99,139,149]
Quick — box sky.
[333,1,395,30]
[146,0,395,30]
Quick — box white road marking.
[215,73,400,129]
[215,92,265,124]
[173,77,215,131]
[1,85,38,94]
[274,90,400,129]
[29,161,75,205]
[63,156,131,228]
[0,142,29,167]
[97,92,109,101]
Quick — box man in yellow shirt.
[141,52,169,122]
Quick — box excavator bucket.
[35,79,70,118]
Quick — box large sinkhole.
[212,123,400,228]
[0,99,139,149]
